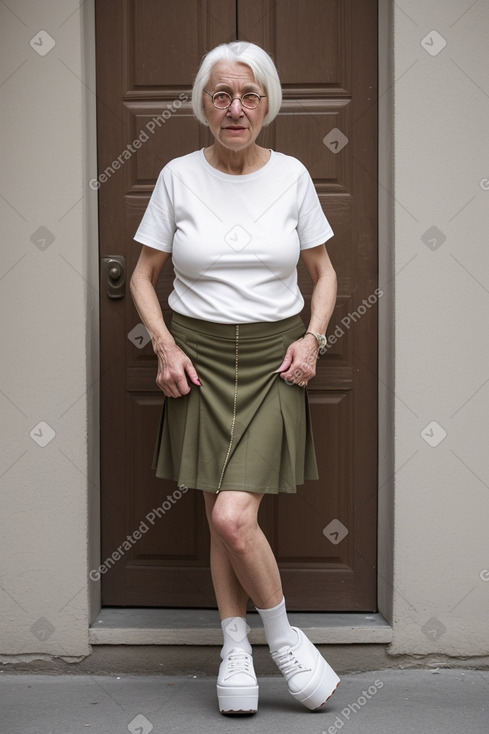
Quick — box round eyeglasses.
[204,90,267,110]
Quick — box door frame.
[84,0,395,627]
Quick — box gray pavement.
[1,668,488,733]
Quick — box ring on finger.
[298,380,308,387]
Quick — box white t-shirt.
[134,149,333,323]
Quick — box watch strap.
[304,331,326,348]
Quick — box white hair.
[191,42,282,127]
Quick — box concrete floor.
[1,668,488,734]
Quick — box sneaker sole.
[292,656,340,711]
[217,685,259,715]
[316,679,340,709]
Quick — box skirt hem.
[151,472,318,495]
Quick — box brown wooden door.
[96,0,378,610]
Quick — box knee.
[211,505,255,555]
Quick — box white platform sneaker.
[217,648,259,714]
[271,627,340,710]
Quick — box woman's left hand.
[275,335,319,386]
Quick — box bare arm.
[130,245,200,397]
[277,244,337,385]
[302,243,337,335]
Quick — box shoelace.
[225,651,252,675]
[272,649,311,678]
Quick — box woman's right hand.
[130,246,201,398]
[155,341,201,398]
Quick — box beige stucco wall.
[0,0,487,662]
[389,0,489,656]
[0,0,99,659]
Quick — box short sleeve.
[296,168,334,249]
[133,166,175,252]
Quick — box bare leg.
[203,490,284,612]
[203,492,249,619]
[203,490,340,712]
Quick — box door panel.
[97,0,378,610]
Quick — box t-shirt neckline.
[198,148,275,181]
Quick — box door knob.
[102,255,126,298]
[109,263,122,280]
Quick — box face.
[203,61,268,151]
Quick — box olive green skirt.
[152,312,318,494]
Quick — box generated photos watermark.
[89,486,188,581]
[128,714,153,734]
[420,420,447,447]
[323,519,349,545]
[323,288,383,353]
[89,93,189,190]
[224,616,251,643]
[322,678,384,734]
[284,287,383,386]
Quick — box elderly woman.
[130,42,339,715]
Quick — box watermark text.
[89,485,188,580]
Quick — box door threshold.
[89,608,392,645]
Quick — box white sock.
[220,616,252,658]
[256,597,298,653]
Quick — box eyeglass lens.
[213,92,261,109]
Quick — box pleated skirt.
[152,312,319,494]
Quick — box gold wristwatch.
[304,331,327,350]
